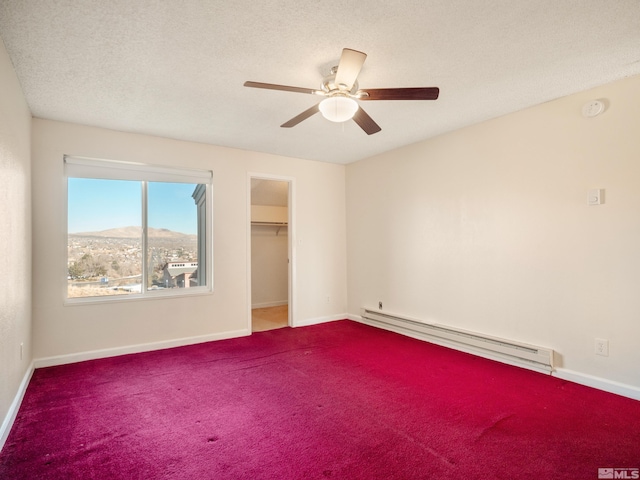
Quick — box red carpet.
[1,320,639,479]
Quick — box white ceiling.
[1,1,639,165]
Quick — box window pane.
[67,178,142,298]
[147,182,201,290]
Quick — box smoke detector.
[582,100,605,118]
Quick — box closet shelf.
[251,221,288,235]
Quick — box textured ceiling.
[1,1,639,165]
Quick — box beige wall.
[251,226,288,308]
[346,75,640,389]
[0,38,32,437]
[251,205,288,223]
[251,204,289,308]
[31,119,347,359]
[4,32,639,436]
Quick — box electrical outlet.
[378,301,383,310]
[20,342,23,360]
[595,338,609,356]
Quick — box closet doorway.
[249,176,292,332]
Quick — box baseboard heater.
[360,308,554,372]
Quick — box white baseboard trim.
[1,361,35,452]
[294,314,347,328]
[553,368,640,401]
[251,300,288,309]
[7,321,636,455]
[2,329,250,448]
[349,314,551,375]
[34,329,250,369]
[350,314,640,402]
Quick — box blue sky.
[68,179,198,234]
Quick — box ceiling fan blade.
[244,81,322,95]
[281,103,320,128]
[360,87,440,101]
[352,107,381,135]
[334,48,367,91]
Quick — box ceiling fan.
[244,48,439,135]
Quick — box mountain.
[69,226,195,239]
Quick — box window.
[65,156,212,301]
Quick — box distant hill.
[70,226,195,239]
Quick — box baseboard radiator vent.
[360,308,554,372]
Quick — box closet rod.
[251,221,288,235]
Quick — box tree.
[68,262,85,279]
[69,253,107,279]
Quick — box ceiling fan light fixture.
[244,47,438,134]
[319,96,358,123]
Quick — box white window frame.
[64,155,213,304]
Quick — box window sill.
[64,286,213,306]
